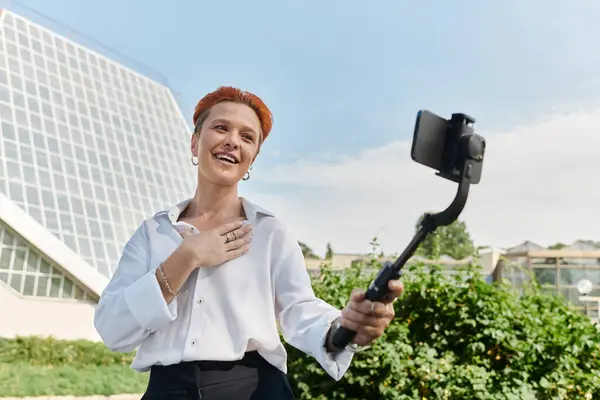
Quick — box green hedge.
[0,337,145,397]
[0,363,147,397]
[0,336,136,366]
[286,260,600,399]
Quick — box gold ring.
[232,231,237,240]
[225,232,232,243]
[369,302,375,315]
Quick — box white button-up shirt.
[93,197,354,381]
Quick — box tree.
[298,241,319,259]
[414,213,475,260]
[284,257,600,399]
[325,242,333,260]
[549,240,600,249]
[548,242,567,250]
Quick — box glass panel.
[41,189,56,210]
[36,150,49,169]
[79,238,93,258]
[62,279,74,298]
[559,269,599,285]
[23,275,36,296]
[102,222,113,241]
[585,269,600,285]
[93,240,105,260]
[13,91,25,108]
[71,197,84,215]
[36,276,49,296]
[39,260,51,274]
[28,206,44,225]
[4,141,18,160]
[89,220,101,237]
[10,273,22,292]
[0,103,12,121]
[75,216,88,235]
[1,122,15,140]
[7,160,20,178]
[53,173,66,191]
[21,148,35,167]
[0,248,12,269]
[45,210,59,232]
[12,249,26,271]
[26,253,39,273]
[67,177,79,193]
[49,277,61,297]
[0,85,10,104]
[59,213,74,232]
[3,230,15,245]
[9,182,24,202]
[28,96,40,114]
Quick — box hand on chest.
[152,224,272,288]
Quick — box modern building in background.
[494,240,600,321]
[0,8,195,340]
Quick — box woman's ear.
[190,134,199,157]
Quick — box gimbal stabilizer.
[332,111,486,349]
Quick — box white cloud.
[246,109,600,257]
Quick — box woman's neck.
[183,177,243,226]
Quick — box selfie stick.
[331,113,486,349]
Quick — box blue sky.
[5,0,600,255]
[9,0,600,155]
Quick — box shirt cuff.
[314,312,355,381]
[123,268,178,331]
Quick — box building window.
[0,221,96,302]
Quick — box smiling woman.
[192,101,261,184]
[93,86,404,399]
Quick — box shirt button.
[197,299,203,304]
[191,340,196,346]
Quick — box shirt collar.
[166,197,273,225]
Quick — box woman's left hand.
[340,280,404,347]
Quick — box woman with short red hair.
[94,86,403,399]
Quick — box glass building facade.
[0,9,195,296]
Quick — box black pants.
[141,351,296,400]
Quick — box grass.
[0,363,148,397]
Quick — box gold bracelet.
[157,262,179,296]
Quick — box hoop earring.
[191,155,198,166]
[242,165,253,181]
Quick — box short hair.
[192,86,273,141]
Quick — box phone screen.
[410,109,448,171]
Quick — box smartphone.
[411,109,484,184]
[411,109,449,172]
